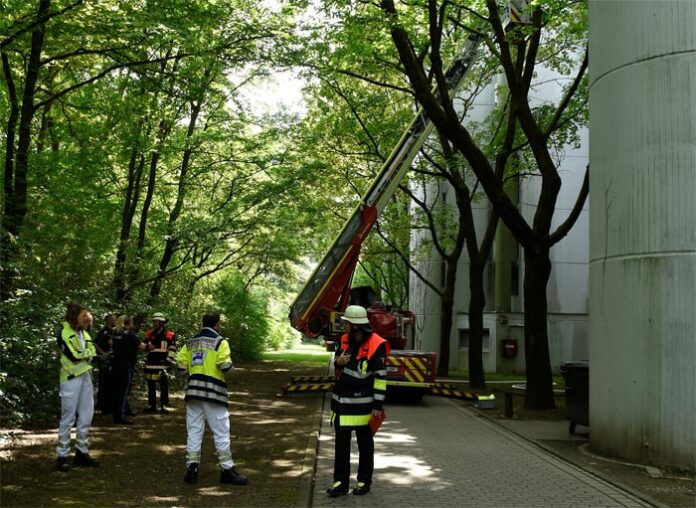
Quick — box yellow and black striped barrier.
[282,382,335,394]
[290,375,336,383]
[428,385,478,401]
[281,379,479,401]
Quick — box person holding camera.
[56,302,99,472]
[326,305,389,498]
[111,315,145,424]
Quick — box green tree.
[374,0,588,407]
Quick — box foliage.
[0,0,315,425]
[0,289,107,427]
[0,0,590,425]
[261,343,332,364]
[213,271,271,362]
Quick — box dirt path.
[1,361,326,507]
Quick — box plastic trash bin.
[561,361,589,435]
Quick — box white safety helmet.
[341,305,369,325]
[152,312,167,322]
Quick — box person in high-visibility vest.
[55,302,99,472]
[143,312,176,413]
[176,311,248,486]
[326,305,389,497]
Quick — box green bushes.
[0,270,299,427]
[212,272,298,360]
[0,295,67,427]
[214,272,272,362]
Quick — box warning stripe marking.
[428,387,478,400]
[387,356,429,383]
[410,367,425,382]
[283,383,334,393]
[411,357,426,370]
[434,382,460,389]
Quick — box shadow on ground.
[0,361,325,507]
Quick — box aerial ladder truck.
[287,1,528,399]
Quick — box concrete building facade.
[407,0,695,471]
[588,0,695,471]
[410,65,590,376]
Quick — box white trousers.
[186,399,234,469]
[56,373,94,458]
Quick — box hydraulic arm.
[289,33,484,337]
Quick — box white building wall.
[588,0,696,471]
[411,63,590,374]
[410,81,497,359]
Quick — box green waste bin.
[561,361,589,435]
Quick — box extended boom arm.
[289,33,484,337]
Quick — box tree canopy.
[1,0,589,423]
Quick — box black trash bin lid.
[561,360,589,372]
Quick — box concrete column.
[493,73,519,313]
[589,0,696,470]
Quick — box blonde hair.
[115,315,133,332]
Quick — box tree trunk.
[129,118,169,288]
[438,293,454,377]
[148,96,203,301]
[114,131,145,301]
[460,180,498,391]
[522,244,556,409]
[2,52,18,208]
[467,259,487,388]
[437,259,458,377]
[0,0,50,300]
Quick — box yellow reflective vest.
[58,321,96,382]
[176,327,233,406]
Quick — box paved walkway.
[311,396,654,507]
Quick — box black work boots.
[326,481,349,497]
[352,482,371,495]
[73,450,99,467]
[220,466,249,485]
[183,463,248,485]
[56,456,70,472]
[326,481,371,497]
[184,463,199,484]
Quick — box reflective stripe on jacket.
[144,329,175,365]
[331,332,389,428]
[58,321,96,382]
[176,327,233,406]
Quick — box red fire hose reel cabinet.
[501,339,518,358]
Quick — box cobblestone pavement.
[311,396,655,508]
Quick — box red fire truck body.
[321,303,437,394]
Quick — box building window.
[459,328,490,352]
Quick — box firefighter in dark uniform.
[94,314,116,413]
[326,305,389,498]
[111,315,144,424]
[143,312,176,413]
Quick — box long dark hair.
[65,301,86,330]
